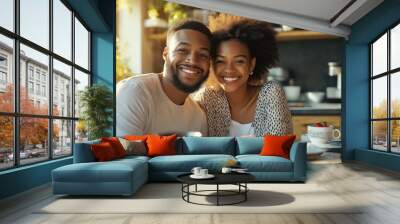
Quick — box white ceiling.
[228,0,352,23]
[167,0,384,38]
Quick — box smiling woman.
[196,20,293,137]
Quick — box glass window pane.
[0,0,14,31]
[391,24,400,70]
[20,0,49,49]
[53,0,72,60]
[372,33,387,76]
[0,34,14,113]
[53,59,72,117]
[391,120,400,153]
[74,69,89,118]
[20,44,49,115]
[0,116,14,170]
[372,121,388,151]
[75,120,88,143]
[20,117,49,165]
[372,76,387,119]
[75,18,89,70]
[53,119,72,158]
[391,72,400,118]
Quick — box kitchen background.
[278,39,344,93]
[116,0,344,142]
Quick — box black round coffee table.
[177,173,255,206]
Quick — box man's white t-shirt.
[116,73,208,136]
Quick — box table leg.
[187,184,190,202]
[217,184,219,206]
[245,183,247,201]
[195,184,197,192]
[181,184,183,199]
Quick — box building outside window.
[0,71,7,92]
[0,71,6,84]
[28,81,34,94]
[41,73,46,83]
[370,22,400,154]
[0,54,7,67]
[54,89,58,104]
[35,83,40,95]
[0,0,91,171]
[28,66,34,80]
[0,54,7,89]
[42,85,46,97]
[35,70,40,81]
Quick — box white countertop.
[289,103,341,111]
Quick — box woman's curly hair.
[211,20,279,83]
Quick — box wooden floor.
[1,152,400,224]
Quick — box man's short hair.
[166,20,212,45]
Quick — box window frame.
[0,0,92,171]
[369,20,400,154]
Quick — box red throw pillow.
[101,137,127,158]
[146,134,177,157]
[260,135,296,159]
[91,142,117,161]
[124,135,148,141]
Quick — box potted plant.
[79,84,113,140]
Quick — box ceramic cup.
[191,167,202,176]
[221,167,232,174]
[307,125,341,144]
[199,169,208,176]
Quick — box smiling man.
[116,20,211,136]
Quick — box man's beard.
[169,63,209,93]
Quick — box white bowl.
[306,92,325,103]
[283,86,301,101]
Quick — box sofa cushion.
[236,155,293,172]
[148,154,235,172]
[52,158,147,183]
[236,137,263,155]
[74,140,100,163]
[178,137,235,155]
[116,155,150,163]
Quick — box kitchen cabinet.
[277,30,339,42]
[292,115,341,140]
[148,30,339,42]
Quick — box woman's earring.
[249,71,253,76]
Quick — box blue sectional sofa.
[52,137,307,196]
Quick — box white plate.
[190,174,215,179]
[310,142,342,149]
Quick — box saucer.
[190,174,215,179]
[310,141,342,149]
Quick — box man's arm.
[116,81,149,136]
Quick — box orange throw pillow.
[101,137,127,158]
[124,135,148,141]
[260,135,296,159]
[146,134,177,157]
[91,142,117,161]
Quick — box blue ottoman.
[52,156,148,196]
